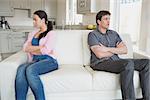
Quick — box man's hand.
[116,42,122,48]
[99,43,109,52]
[90,44,114,59]
[108,41,127,54]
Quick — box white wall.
[109,0,120,31]
[147,34,150,54]
[119,1,142,42]
[139,0,150,53]
[56,0,66,26]
[82,13,96,25]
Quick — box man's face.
[98,15,110,29]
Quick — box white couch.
[0,30,149,100]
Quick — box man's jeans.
[91,59,150,100]
[15,57,58,100]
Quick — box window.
[66,0,83,25]
[120,0,141,4]
[119,0,142,46]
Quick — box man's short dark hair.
[96,10,111,25]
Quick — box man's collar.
[96,26,109,35]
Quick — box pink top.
[23,29,56,62]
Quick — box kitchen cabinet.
[10,32,26,52]
[0,32,11,53]
[44,0,57,18]
[0,0,14,16]
[77,0,110,14]
[77,0,90,14]
[0,31,26,53]
[30,0,44,17]
[13,0,30,9]
[30,0,57,19]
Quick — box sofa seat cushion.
[27,65,92,95]
[85,66,140,91]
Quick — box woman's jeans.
[15,57,58,100]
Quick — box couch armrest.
[0,50,28,100]
[1,50,28,66]
[133,50,150,59]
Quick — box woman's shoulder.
[47,30,55,34]
[47,30,56,37]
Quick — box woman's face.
[33,14,43,28]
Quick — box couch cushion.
[118,34,133,59]
[53,30,84,65]
[82,32,133,66]
[38,65,92,94]
[85,66,140,90]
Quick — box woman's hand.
[25,42,44,53]
[31,50,41,55]
[31,45,44,55]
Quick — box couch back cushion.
[82,32,133,66]
[53,30,83,65]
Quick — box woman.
[15,10,58,100]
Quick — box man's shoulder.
[88,29,100,37]
[107,29,118,34]
[90,29,99,34]
[107,29,120,37]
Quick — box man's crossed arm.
[90,42,127,59]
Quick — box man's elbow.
[125,50,128,54]
[123,48,128,54]
[96,53,104,59]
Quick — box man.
[88,10,150,100]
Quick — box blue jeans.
[15,56,58,100]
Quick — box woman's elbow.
[23,49,28,52]
[23,47,30,53]
[23,47,27,52]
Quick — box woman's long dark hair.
[34,10,53,40]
